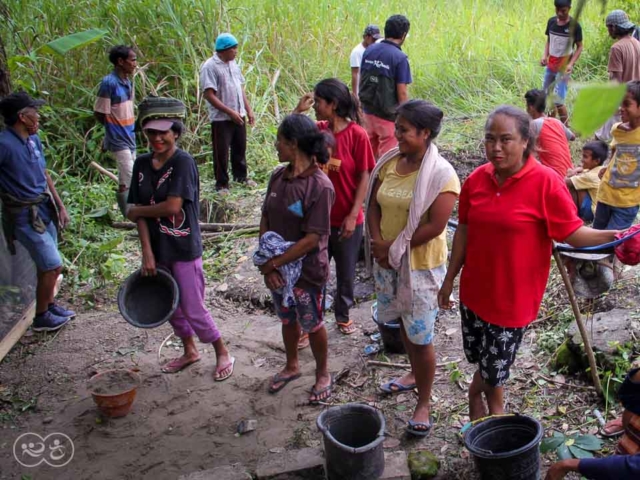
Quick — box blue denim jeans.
[593,202,639,230]
[542,68,570,106]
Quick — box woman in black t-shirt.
[127,117,234,381]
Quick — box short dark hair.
[109,45,133,66]
[627,80,640,105]
[554,0,571,8]
[396,100,444,142]
[583,140,608,165]
[486,105,534,159]
[278,114,330,165]
[612,25,636,38]
[170,120,185,138]
[524,89,547,114]
[384,15,410,39]
[314,78,362,125]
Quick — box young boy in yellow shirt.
[594,81,640,230]
[565,140,607,222]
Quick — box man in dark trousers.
[200,33,256,193]
[0,92,75,332]
[358,14,412,159]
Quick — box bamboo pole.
[89,161,118,183]
[552,250,603,396]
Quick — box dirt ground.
[0,270,608,480]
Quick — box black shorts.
[460,304,526,387]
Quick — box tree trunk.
[0,1,11,99]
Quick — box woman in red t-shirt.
[294,79,376,337]
[438,105,618,420]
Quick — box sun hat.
[142,119,175,131]
[606,10,635,30]
[215,33,238,52]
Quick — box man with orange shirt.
[525,89,575,177]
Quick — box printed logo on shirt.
[321,158,342,175]
[287,200,304,218]
[609,145,640,189]
[364,59,390,70]
[159,208,191,238]
[28,140,41,160]
[138,172,144,185]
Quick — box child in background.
[565,141,607,222]
[540,0,583,125]
[594,81,640,230]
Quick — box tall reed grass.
[6,0,638,174]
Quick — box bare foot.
[469,392,488,421]
[161,353,201,374]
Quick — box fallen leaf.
[445,328,457,336]
[558,406,567,415]
[216,283,228,292]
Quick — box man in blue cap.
[0,91,75,332]
[200,33,256,193]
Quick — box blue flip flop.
[380,379,417,394]
[406,417,435,437]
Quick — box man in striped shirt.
[94,45,137,209]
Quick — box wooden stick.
[112,221,259,232]
[367,360,410,369]
[90,161,118,183]
[538,373,595,391]
[552,250,603,396]
[367,358,462,369]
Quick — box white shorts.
[374,263,445,345]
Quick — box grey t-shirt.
[199,53,246,122]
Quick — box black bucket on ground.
[118,268,180,328]
[464,414,544,480]
[316,403,386,480]
[371,302,405,354]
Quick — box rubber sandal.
[309,375,334,405]
[380,379,417,394]
[268,372,302,394]
[601,417,625,438]
[298,334,310,350]
[406,417,435,437]
[161,356,201,374]
[337,320,357,335]
[214,357,235,382]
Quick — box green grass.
[3,0,640,285]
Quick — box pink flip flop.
[214,357,235,382]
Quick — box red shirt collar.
[486,155,537,186]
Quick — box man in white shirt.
[350,25,381,96]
